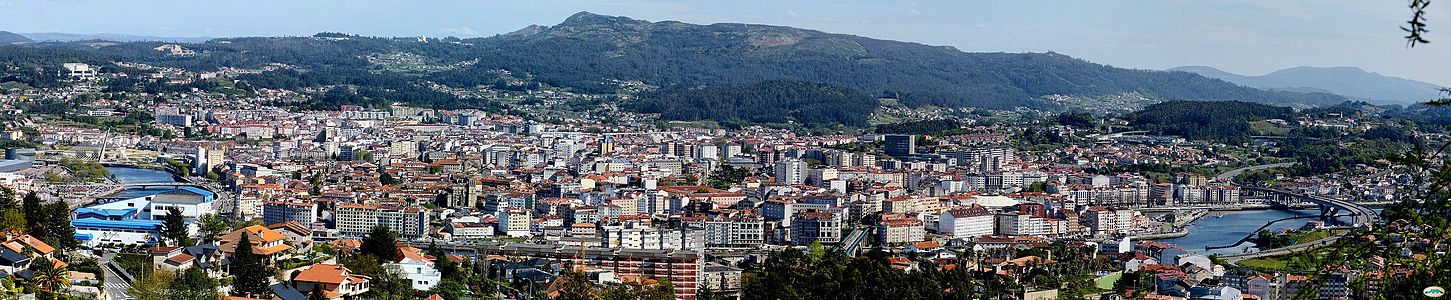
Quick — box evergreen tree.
[427,243,459,278]
[230,234,273,297]
[360,225,399,261]
[162,206,193,247]
[21,192,41,236]
[0,186,15,210]
[39,202,76,251]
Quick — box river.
[1158,209,1339,255]
[108,166,179,184]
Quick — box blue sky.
[2,0,1449,86]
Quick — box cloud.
[440,26,481,37]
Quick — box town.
[0,50,1429,300]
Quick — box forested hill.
[0,31,32,44]
[1129,101,1296,142]
[3,12,1345,116]
[459,12,1345,108]
[627,80,879,128]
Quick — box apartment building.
[335,203,429,238]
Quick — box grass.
[1094,272,1122,290]
[1249,120,1291,136]
[1237,258,1289,270]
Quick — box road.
[1215,162,1295,182]
[1221,230,1348,264]
[98,252,133,300]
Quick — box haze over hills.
[19,32,213,43]
[0,31,33,44]
[1170,66,1444,105]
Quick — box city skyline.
[2,0,1450,86]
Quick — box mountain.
[1170,66,1444,105]
[20,32,213,43]
[0,31,32,44]
[3,12,1349,124]
[450,12,1343,109]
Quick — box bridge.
[121,182,206,189]
[834,226,870,257]
[1240,186,1379,226]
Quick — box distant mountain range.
[449,12,1344,109]
[1170,66,1444,105]
[0,31,32,44]
[18,32,213,43]
[2,12,1359,126]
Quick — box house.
[292,264,371,299]
[267,221,314,253]
[218,225,294,262]
[388,243,441,290]
[0,234,56,277]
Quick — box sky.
[2,0,1449,86]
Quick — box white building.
[773,159,806,185]
[938,204,995,238]
[497,209,532,237]
[388,245,442,290]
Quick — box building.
[883,134,917,157]
[1082,207,1136,238]
[496,209,532,237]
[334,203,429,238]
[876,216,926,245]
[937,204,994,238]
[791,210,842,245]
[62,63,97,79]
[292,264,371,299]
[700,216,764,249]
[477,242,703,300]
[773,159,806,185]
[389,244,442,290]
[72,217,164,247]
[217,225,293,262]
[262,200,317,226]
[446,222,495,240]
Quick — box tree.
[554,270,596,300]
[429,279,469,300]
[427,243,460,278]
[199,214,231,242]
[359,268,414,300]
[21,192,40,235]
[161,206,193,247]
[360,225,399,261]
[128,269,176,300]
[32,261,70,294]
[171,267,220,300]
[0,209,24,234]
[600,279,674,300]
[39,202,76,251]
[230,233,274,297]
[380,172,400,185]
[0,186,15,210]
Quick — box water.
[108,167,178,184]
[1158,209,1334,255]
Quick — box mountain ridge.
[0,31,32,44]
[1170,65,1443,105]
[454,12,1344,109]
